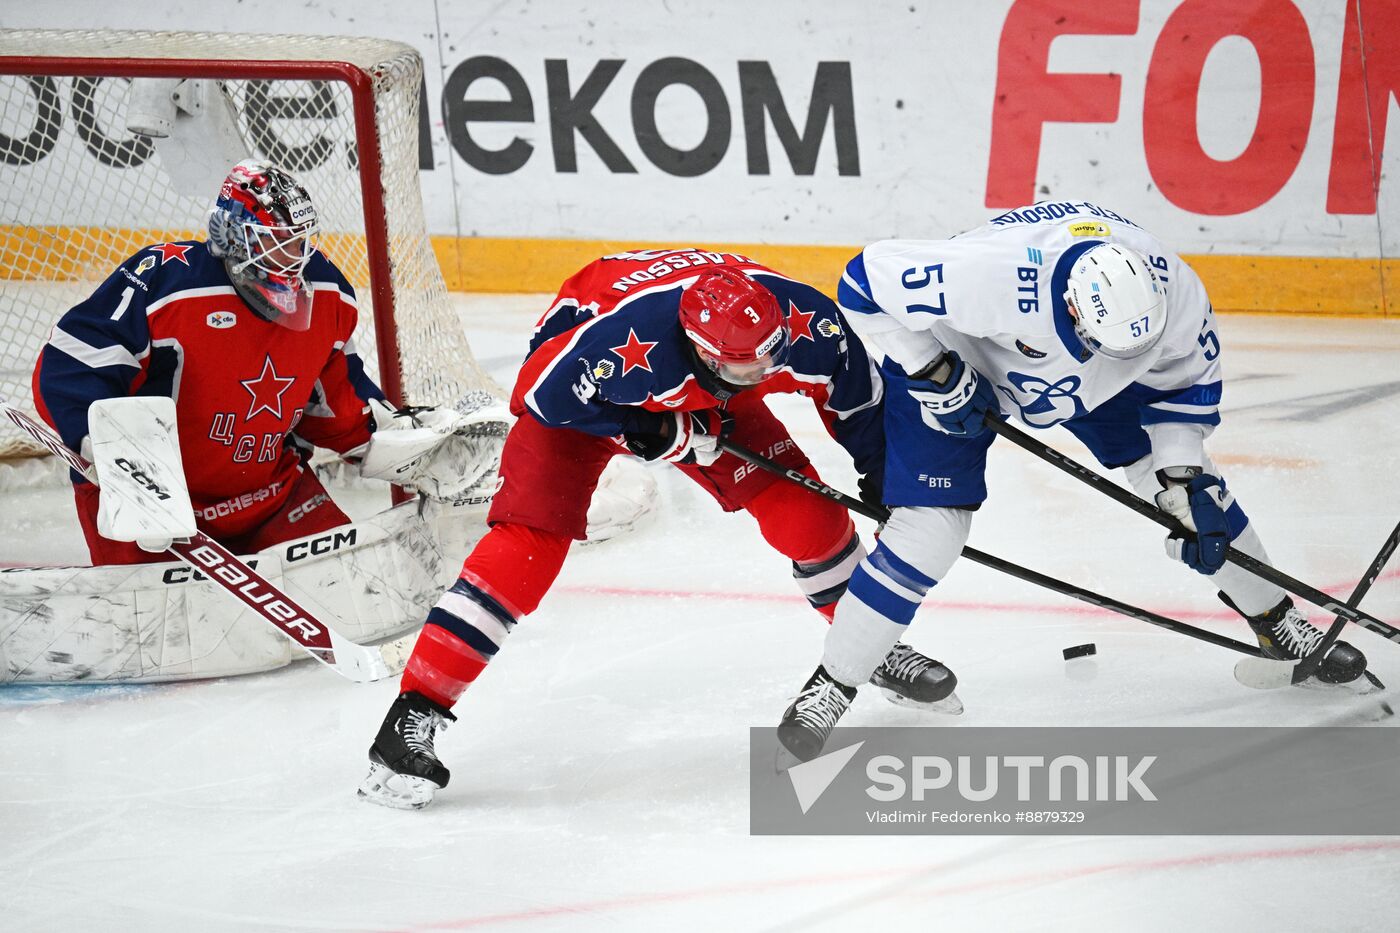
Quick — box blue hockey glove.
[906,352,999,437]
[1156,473,1231,575]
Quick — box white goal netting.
[0,29,494,475]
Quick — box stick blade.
[321,629,406,683]
[1233,656,1300,690]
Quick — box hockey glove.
[357,394,512,501]
[906,352,999,437]
[623,409,733,466]
[1155,471,1231,575]
[857,470,884,510]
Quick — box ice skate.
[358,692,456,810]
[777,666,858,765]
[1244,597,1368,687]
[870,642,962,713]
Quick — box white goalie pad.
[585,456,660,543]
[89,397,196,550]
[0,497,489,684]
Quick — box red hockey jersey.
[34,240,384,539]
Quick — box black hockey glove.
[857,470,885,510]
[622,409,734,466]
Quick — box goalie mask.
[207,159,320,330]
[1063,244,1166,360]
[678,269,790,389]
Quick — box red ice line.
[557,566,1400,628]
[393,839,1400,930]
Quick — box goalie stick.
[1233,518,1400,689]
[1,396,408,683]
[984,416,1400,645]
[716,437,1267,657]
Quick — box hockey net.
[0,29,496,481]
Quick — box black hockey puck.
[1380,701,1395,718]
[1062,643,1097,660]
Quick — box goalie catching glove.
[356,392,511,501]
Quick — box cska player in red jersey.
[359,251,962,810]
[34,159,483,565]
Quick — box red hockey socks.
[743,471,864,620]
[400,522,571,708]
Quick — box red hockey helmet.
[678,269,790,386]
[207,159,320,330]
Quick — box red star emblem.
[240,355,297,421]
[787,303,815,342]
[610,328,658,375]
[150,242,193,265]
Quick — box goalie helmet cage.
[0,29,495,469]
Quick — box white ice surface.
[3,299,1400,931]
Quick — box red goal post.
[0,29,495,468]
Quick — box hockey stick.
[716,437,1266,657]
[1234,518,1400,689]
[984,416,1400,644]
[1,398,406,683]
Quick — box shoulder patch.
[134,255,157,276]
[1068,221,1111,237]
[816,318,843,338]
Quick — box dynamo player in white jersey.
[775,199,1368,761]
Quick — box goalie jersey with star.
[33,239,385,539]
[838,201,1222,471]
[512,250,884,477]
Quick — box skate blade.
[1292,671,1383,695]
[1234,657,1382,693]
[774,746,804,774]
[357,761,439,810]
[876,687,964,715]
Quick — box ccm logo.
[285,528,357,562]
[115,457,171,501]
[184,544,323,642]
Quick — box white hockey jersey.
[837,200,1223,470]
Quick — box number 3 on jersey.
[901,263,948,316]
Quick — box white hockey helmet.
[1063,244,1166,359]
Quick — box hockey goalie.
[5,159,511,683]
